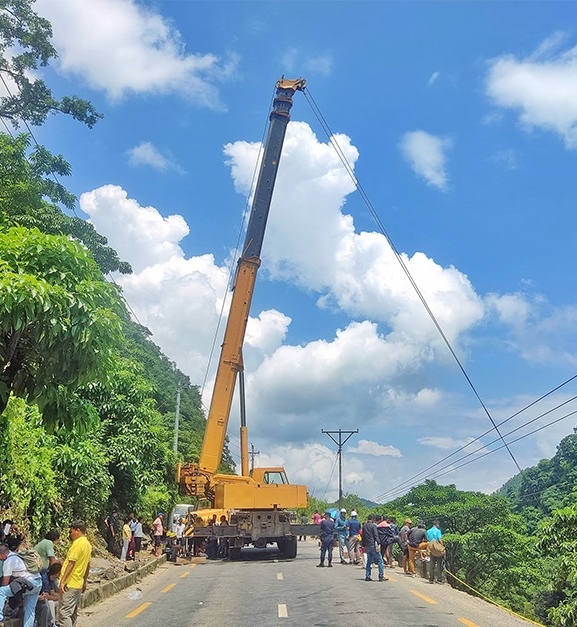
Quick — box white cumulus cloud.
[35,0,237,106]
[348,440,402,457]
[486,33,577,148]
[399,130,452,190]
[127,141,184,174]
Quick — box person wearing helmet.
[346,510,361,565]
[335,508,348,564]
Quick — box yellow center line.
[161,583,177,593]
[277,573,283,580]
[410,589,438,604]
[386,576,397,582]
[458,619,479,627]
[189,563,197,569]
[180,571,190,579]
[278,603,288,618]
[125,602,152,618]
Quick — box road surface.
[78,540,538,627]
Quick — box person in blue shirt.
[317,512,335,567]
[426,521,445,584]
[346,511,361,565]
[334,509,348,564]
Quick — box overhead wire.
[376,394,577,500]
[430,406,577,484]
[322,453,339,502]
[303,86,524,479]
[372,376,577,501]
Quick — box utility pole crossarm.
[322,429,359,510]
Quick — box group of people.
[0,519,92,627]
[104,511,167,559]
[313,509,446,584]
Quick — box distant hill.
[360,497,380,508]
[498,428,577,533]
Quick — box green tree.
[0,226,122,424]
[0,396,59,533]
[536,503,577,626]
[0,132,131,274]
[0,0,102,127]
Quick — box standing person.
[312,510,322,525]
[120,517,132,562]
[362,514,386,582]
[175,518,186,556]
[34,529,60,592]
[346,510,361,565]
[335,508,348,564]
[398,518,412,574]
[317,512,335,568]
[152,513,164,557]
[58,520,91,627]
[298,512,308,541]
[427,520,445,584]
[104,510,119,556]
[133,517,144,554]
[407,520,428,577]
[0,542,43,627]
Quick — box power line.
[372,377,577,501]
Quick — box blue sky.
[19,0,577,501]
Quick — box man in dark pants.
[362,514,386,581]
[317,512,335,567]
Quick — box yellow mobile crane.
[177,78,311,560]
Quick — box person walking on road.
[362,514,387,582]
[317,512,335,568]
[335,508,348,564]
[58,520,92,627]
[152,513,164,557]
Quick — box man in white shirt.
[0,543,42,627]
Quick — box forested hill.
[497,428,577,533]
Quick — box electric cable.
[373,385,577,501]
[322,453,339,502]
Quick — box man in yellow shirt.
[58,520,92,627]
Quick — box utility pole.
[173,383,181,454]
[248,443,260,472]
[322,429,358,510]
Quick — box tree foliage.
[0,0,102,127]
[0,226,122,424]
[0,132,132,274]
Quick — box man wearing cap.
[334,508,348,565]
[152,513,164,557]
[361,514,386,581]
[317,512,335,567]
[399,518,412,574]
[346,511,361,565]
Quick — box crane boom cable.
[303,88,523,476]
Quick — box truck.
[176,78,317,560]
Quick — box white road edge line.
[278,603,288,618]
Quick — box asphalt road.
[78,540,539,627]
